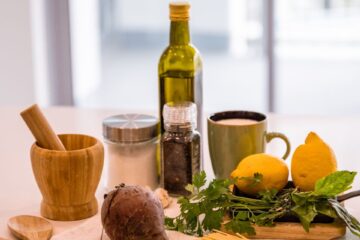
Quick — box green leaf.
[314,171,357,197]
[224,219,256,235]
[185,184,194,194]
[203,209,224,231]
[315,201,338,219]
[292,192,311,205]
[165,217,175,229]
[291,202,317,232]
[193,171,207,189]
[251,211,281,227]
[292,191,318,231]
[235,211,249,221]
[239,172,263,187]
[178,196,190,213]
[253,172,263,182]
[259,189,278,202]
[201,178,232,201]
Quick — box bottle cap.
[169,1,190,21]
[163,102,197,130]
[103,114,159,143]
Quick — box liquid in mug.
[217,118,258,126]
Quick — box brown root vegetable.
[101,184,169,240]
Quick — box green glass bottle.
[158,2,203,135]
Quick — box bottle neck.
[170,21,190,45]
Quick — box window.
[76,0,267,113]
[275,0,360,114]
[72,0,360,115]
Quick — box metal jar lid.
[103,114,159,143]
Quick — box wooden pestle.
[20,104,66,151]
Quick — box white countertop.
[0,107,359,239]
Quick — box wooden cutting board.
[224,185,348,239]
[221,221,346,240]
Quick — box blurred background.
[1,0,360,114]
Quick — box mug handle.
[265,132,291,160]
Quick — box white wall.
[0,0,35,106]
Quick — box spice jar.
[161,102,201,196]
[103,114,159,190]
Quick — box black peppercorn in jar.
[161,102,201,196]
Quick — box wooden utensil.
[31,134,104,220]
[20,104,66,151]
[7,215,52,240]
[338,189,360,202]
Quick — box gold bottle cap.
[169,2,190,21]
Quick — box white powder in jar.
[103,114,159,191]
[105,137,159,190]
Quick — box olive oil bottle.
[158,2,203,135]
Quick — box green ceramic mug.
[208,111,291,179]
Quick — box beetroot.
[101,184,168,240]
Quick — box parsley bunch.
[165,171,360,237]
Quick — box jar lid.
[103,114,159,143]
[163,102,197,129]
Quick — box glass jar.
[103,114,159,190]
[161,102,201,196]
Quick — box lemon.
[231,153,289,196]
[291,132,337,191]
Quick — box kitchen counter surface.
[0,107,359,239]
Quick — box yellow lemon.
[231,153,289,196]
[291,132,337,191]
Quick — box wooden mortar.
[30,134,104,221]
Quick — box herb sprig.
[165,171,360,237]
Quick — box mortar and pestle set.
[7,104,104,240]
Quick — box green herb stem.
[165,170,359,237]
